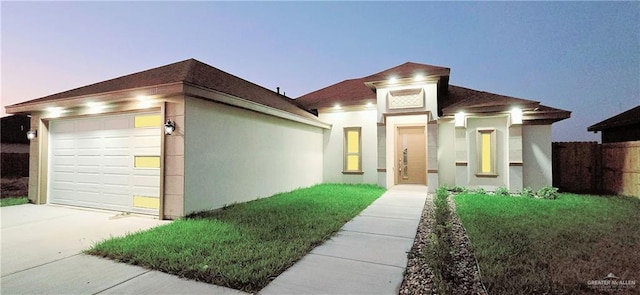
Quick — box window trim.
[343,127,363,174]
[475,128,497,177]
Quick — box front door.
[396,126,427,184]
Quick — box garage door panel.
[103,117,133,130]
[52,155,75,165]
[77,149,102,157]
[133,136,161,148]
[53,138,75,149]
[49,112,161,215]
[76,137,103,149]
[133,169,160,177]
[76,119,103,132]
[75,173,101,184]
[51,120,76,133]
[52,148,76,156]
[132,175,160,187]
[104,148,131,156]
[133,187,160,198]
[102,156,130,167]
[102,187,130,197]
[102,137,132,148]
[52,171,76,182]
[102,174,129,185]
[134,148,161,156]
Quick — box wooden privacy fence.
[1,153,30,178]
[552,141,640,197]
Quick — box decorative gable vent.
[387,88,424,109]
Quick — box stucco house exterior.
[5,59,570,219]
[296,62,570,193]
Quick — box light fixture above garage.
[27,129,37,140]
[455,112,466,127]
[511,108,523,125]
[164,120,176,135]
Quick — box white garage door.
[49,112,162,215]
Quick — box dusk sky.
[2,1,638,141]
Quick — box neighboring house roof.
[7,59,318,121]
[296,62,450,109]
[296,62,570,122]
[588,105,640,131]
[1,115,30,144]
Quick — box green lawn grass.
[87,183,385,292]
[0,197,28,207]
[454,193,640,294]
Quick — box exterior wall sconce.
[27,129,37,140]
[455,112,466,128]
[164,120,176,135]
[511,108,523,125]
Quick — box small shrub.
[425,186,455,294]
[436,186,449,198]
[473,187,487,195]
[449,185,468,194]
[519,187,535,198]
[494,186,510,197]
[537,186,559,200]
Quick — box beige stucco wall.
[163,99,185,219]
[183,96,323,214]
[466,116,509,190]
[318,108,378,184]
[522,124,553,190]
[437,120,456,187]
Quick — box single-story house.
[588,105,640,143]
[5,59,570,219]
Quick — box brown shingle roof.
[296,62,450,109]
[441,85,541,114]
[588,105,640,131]
[362,62,450,82]
[296,62,570,123]
[8,59,317,120]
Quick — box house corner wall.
[377,124,387,187]
[508,125,523,192]
[427,121,439,192]
[163,98,186,219]
[27,115,46,204]
[523,124,553,190]
[437,120,456,188]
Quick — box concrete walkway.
[260,185,428,295]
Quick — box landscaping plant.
[425,186,455,295]
[493,186,510,197]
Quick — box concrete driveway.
[1,204,168,277]
[1,204,246,294]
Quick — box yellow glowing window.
[134,156,160,168]
[134,114,161,128]
[133,195,159,209]
[344,127,362,173]
[477,129,496,176]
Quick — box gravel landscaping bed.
[400,194,487,295]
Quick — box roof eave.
[5,82,185,115]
